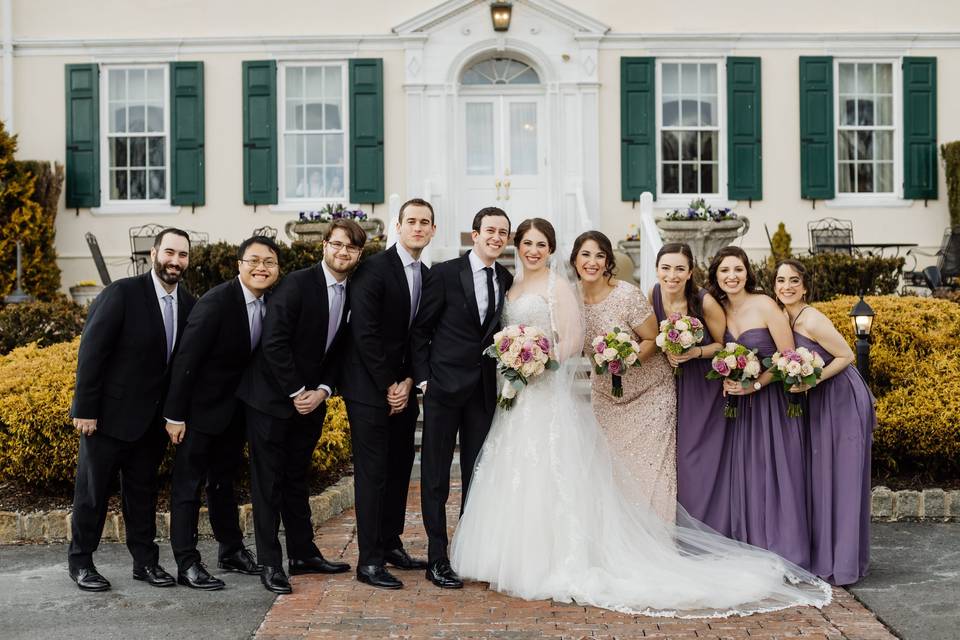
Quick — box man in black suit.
[68,228,196,592]
[237,219,366,594]
[162,236,281,590]
[411,207,513,589]
[340,198,435,590]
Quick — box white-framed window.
[657,60,724,199]
[835,59,898,196]
[279,62,349,203]
[101,65,170,204]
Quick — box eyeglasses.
[240,258,279,268]
[325,240,362,255]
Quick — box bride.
[449,218,832,618]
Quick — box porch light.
[849,295,875,383]
[490,2,512,32]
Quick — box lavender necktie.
[409,260,421,327]
[326,282,345,352]
[162,294,175,363]
[249,297,263,351]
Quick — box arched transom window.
[462,57,540,85]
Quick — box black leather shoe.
[288,554,350,575]
[218,547,260,575]
[260,566,292,595]
[426,559,463,589]
[356,564,403,589]
[132,564,175,587]
[177,562,225,591]
[384,547,428,570]
[69,566,111,592]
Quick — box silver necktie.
[249,297,263,351]
[162,294,175,363]
[326,282,345,352]
[409,260,422,327]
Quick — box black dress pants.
[68,425,167,570]
[169,407,247,572]
[245,404,325,567]
[420,386,493,563]
[345,394,418,567]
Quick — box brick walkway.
[256,481,895,640]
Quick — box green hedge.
[0,297,86,355]
[753,252,904,302]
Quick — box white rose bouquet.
[705,342,762,418]
[484,324,560,409]
[590,327,643,397]
[655,311,706,377]
[762,347,825,417]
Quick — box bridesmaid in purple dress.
[647,243,731,535]
[774,259,875,585]
[707,247,811,570]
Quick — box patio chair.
[904,226,960,292]
[129,224,210,275]
[84,232,112,286]
[807,217,854,255]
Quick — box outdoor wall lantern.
[849,295,875,384]
[491,1,512,32]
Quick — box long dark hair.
[707,246,760,306]
[514,218,556,253]
[655,242,702,318]
[773,259,811,306]
[569,230,616,281]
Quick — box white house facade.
[1,0,958,286]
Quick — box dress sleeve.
[625,283,654,331]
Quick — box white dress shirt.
[395,241,421,316]
[150,268,179,347]
[238,276,264,329]
[468,249,499,324]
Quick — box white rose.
[744,360,761,377]
[659,319,670,331]
[777,356,789,370]
[616,332,631,343]
[675,319,689,331]
[533,361,546,376]
[724,355,738,369]
[501,384,518,399]
[655,333,666,348]
[603,347,618,360]
[625,352,638,366]
[800,362,814,377]
[813,354,825,369]
[725,342,738,352]
[505,325,522,338]
[591,336,604,348]
[679,331,695,347]
[786,361,802,376]
[594,353,606,366]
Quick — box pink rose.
[789,351,802,363]
[608,359,623,375]
[520,347,533,363]
[498,337,512,353]
[594,341,606,354]
[689,317,702,328]
[736,355,748,369]
[668,312,682,322]
[536,337,551,353]
[713,360,730,376]
[667,329,680,342]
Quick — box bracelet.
[698,346,703,358]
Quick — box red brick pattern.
[257,481,894,640]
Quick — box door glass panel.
[509,102,537,176]
[465,103,494,175]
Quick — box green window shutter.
[620,57,656,201]
[727,57,762,201]
[349,59,384,204]
[170,62,205,207]
[65,64,100,208]
[242,60,277,205]
[799,56,835,200]
[903,57,938,200]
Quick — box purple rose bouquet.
[484,324,560,409]
[705,342,762,418]
[590,327,642,397]
[655,312,705,377]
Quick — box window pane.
[325,167,344,197]
[111,170,127,199]
[681,99,699,126]
[876,63,893,94]
[286,67,303,98]
[129,105,146,133]
[511,68,539,84]
[148,137,164,167]
[662,64,679,94]
[325,133,344,164]
[700,131,716,161]
[839,64,856,94]
[130,169,146,199]
[876,96,893,126]
[857,131,873,161]
[875,130,892,161]
[493,59,510,79]
[840,97,856,126]
[109,70,125,100]
[286,101,303,130]
[305,102,324,130]
[857,98,874,126]
[662,163,679,194]
[465,102,494,175]
[284,134,304,167]
[857,63,874,94]
[147,68,164,101]
[111,104,127,133]
[110,138,128,168]
[661,131,678,161]
[700,64,717,95]
[509,102,538,175]
[305,135,323,164]
[680,131,697,161]
[149,170,165,199]
[301,169,324,198]
[877,162,893,192]
[662,98,679,127]
[856,162,873,193]
[306,67,324,98]
[286,166,304,199]
[700,96,717,126]
[325,100,342,130]
[838,130,855,161]
[680,64,697,94]
[681,163,697,193]
[129,69,146,100]
[130,137,146,167]
[325,66,342,97]
[147,103,164,132]
[700,163,717,193]
[838,162,855,193]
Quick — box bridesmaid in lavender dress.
[774,259,875,585]
[707,247,811,570]
[571,231,678,523]
[648,243,731,535]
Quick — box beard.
[154,259,183,285]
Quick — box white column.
[2,0,13,133]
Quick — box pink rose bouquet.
[655,312,706,377]
[484,324,560,409]
[705,342,762,418]
[762,347,825,417]
[590,327,642,397]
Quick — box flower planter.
[69,284,103,306]
[284,218,385,244]
[616,240,646,285]
[654,217,750,264]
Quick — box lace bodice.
[503,293,553,334]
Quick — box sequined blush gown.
[450,287,831,618]
[584,280,677,523]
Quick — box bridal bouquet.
[705,342,762,418]
[763,347,825,417]
[655,312,705,377]
[591,328,642,397]
[485,324,560,409]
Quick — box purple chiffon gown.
[652,284,732,536]
[725,328,811,571]
[795,332,875,585]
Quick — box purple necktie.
[162,294,175,363]
[249,298,263,351]
[326,282,345,352]
[409,261,421,327]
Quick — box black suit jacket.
[410,252,513,411]
[163,278,259,435]
[340,245,429,410]
[71,272,196,442]
[237,263,348,423]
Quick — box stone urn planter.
[285,218,385,244]
[69,283,104,306]
[616,240,646,285]
[654,217,750,264]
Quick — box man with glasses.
[163,236,281,590]
[238,219,366,594]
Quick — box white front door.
[460,95,545,233]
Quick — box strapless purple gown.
[725,328,811,570]
[652,284,732,535]
[795,332,875,585]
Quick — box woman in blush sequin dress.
[648,243,731,535]
[707,247,811,571]
[774,260,875,585]
[571,231,677,523]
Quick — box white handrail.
[637,191,662,294]
[574,182,593,234]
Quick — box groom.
[412,206,513,589]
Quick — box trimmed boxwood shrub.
[754,253,904,302]
[0,297,86,355]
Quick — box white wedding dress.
[450,270,832,618]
